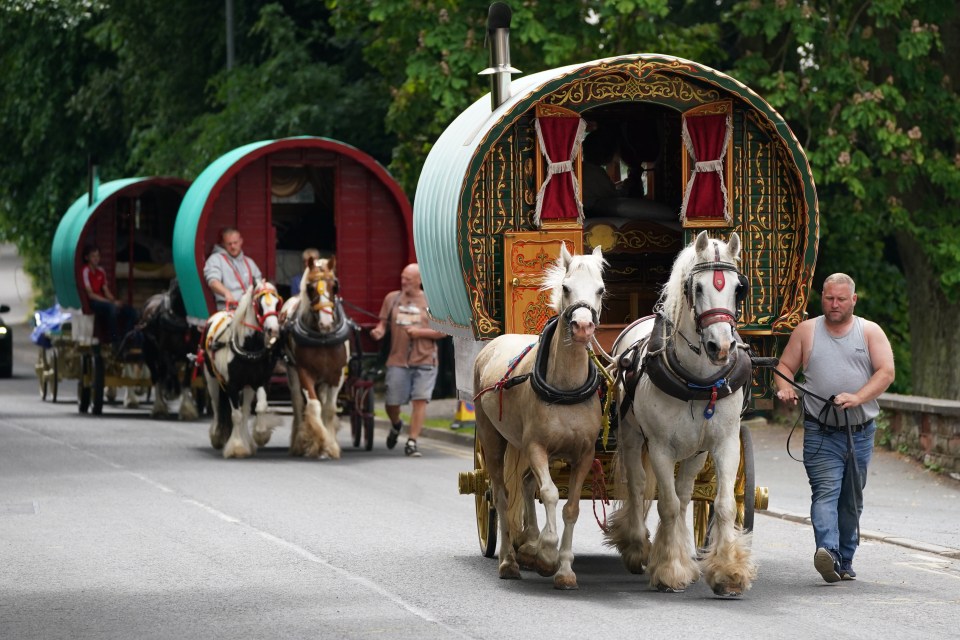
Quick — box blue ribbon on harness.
[686,377,728,419]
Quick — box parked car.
[0,304,12,377]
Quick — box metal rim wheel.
[37,349,49,400]
[738,422,756,533]
[51,350,59,402]
[362,387,375,451]
[351,407,363,448]
[473,435,498,558]
[78,354,91,413]
[91,352,105,415]
[693,500,711,553]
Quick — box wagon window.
[680,100,733,228]
[533,104,586,226]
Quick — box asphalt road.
[2,349,960,639]
[2,244,959,639]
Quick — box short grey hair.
[823,273,856,294]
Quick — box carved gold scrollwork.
[544,69,721,108]
[521,291,554,335]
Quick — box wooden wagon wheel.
[50,349,59,402]
[91,350,105,415]
[692,421,757,551]
[78,352,91,414]
[469,436,498,558]
[37,348,49,401]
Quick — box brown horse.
[280,257,350,459]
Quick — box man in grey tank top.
[774,273,895,583]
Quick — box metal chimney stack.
[478,2,520,110]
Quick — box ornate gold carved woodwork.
[502,231,582,336]
[541,63,722,108]
[584,222,681,254]
[462,60,813,341]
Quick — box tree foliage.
[1,0,958,396]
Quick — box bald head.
[400,263,421,294]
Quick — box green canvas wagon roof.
[414,53,818,337]
[51,178,154,309]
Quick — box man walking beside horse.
[775,273,895,583]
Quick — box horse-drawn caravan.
[171,136,413,456]
[415,6,818,593]
[40,176,190,414]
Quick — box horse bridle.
[309,277,337,322]
[563,300,599,326]
[252,285,280,329]
[684,244,747,331]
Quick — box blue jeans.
[802,419,876,565]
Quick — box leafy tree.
[0,0,124,304]
[326,0,733,192]
[726,0,960,397]
[329,0,960,397]
[0,0,392,307]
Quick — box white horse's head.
[251,280,282,346]
[300,256,338,331]
[663,231,743,365]
[542,244,606,344]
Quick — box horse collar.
[643,314,752,409]
[530,315,602,405]
[289,298,352,347]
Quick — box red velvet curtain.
[682,113,730,221]
[535,115,585,225]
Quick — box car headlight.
[0,326,7,336]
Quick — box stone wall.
[877,393,960,477]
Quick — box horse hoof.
[499,564,521,580]
[713,587,743,598]
[654,583,685,593]
[554,574,579,590]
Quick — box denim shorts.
[385,365,438,406]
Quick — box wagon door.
[502,230,582,335]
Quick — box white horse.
[474,244,606,590]
[605,231,756,596]
[279,257,349,459]
[202,280,283,459]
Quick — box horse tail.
[503,443,529,540]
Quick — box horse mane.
[541,250,607,314]
[232,282,258,325]
[657,235,739,327]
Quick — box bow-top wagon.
[40,175,189,412]
[171,136,413,449]
[414,12,818,560]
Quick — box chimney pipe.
[87,154,99,206]
[478,2,520,110]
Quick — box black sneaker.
[386,422,402,450]
[840,562,857,580]
[404,439,421,457]
[814,548,842,583]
